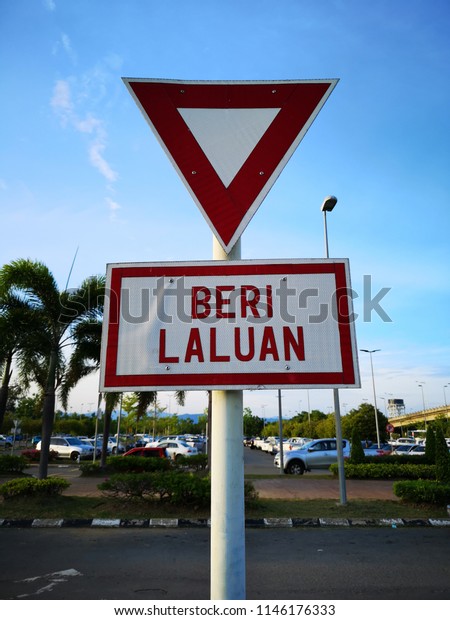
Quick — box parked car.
[0,434,13,448]
[134,434,154,447]
[259,437,279,454]
[389,437,417,447]
[123,447,167,458]
[183,435,206,452]
[363,442,392,457]
[107,437,127,454]
[279,437,312,453]
[150,440,198,461]
[146,435,183,447]
[274,438,351,474]
[407,444,426,455]
[391,444,416,455]
[36,436,94,460]
[79,438,101,458]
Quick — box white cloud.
[106,197,121,221]
[50,80,117,183]
[75,114,101,134]
[89,140,117,183]
[61,33,77,64]
[43,0,56,11]
[50,79,73,124]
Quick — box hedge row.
[98,471,258,508]
[79,454,208,476]
[0,476,70,499]
[0,454,28,474]
[393,480,450,505]
[98,471,211,507]
[330,462,436,480]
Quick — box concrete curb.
[1,517,450,528]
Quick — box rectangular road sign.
[99,259,360,391]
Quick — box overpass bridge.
[388,404,450,432]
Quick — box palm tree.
[61,322,186,466]
[0,259,105,478]
[0,290,48,430]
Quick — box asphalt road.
[1,527,449,600]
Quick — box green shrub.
[0,454,27,473]
[244,480,259,505]
[106,455,172,473]
[0,476,70,499]
[98,472,159,500]
[330,462,436,480]
[435,427,450,483]
[79,461,102,476]
[393,479,450,505]
[425,426,436,462]
[168,473,210,507]
[174,454,208,471]
[98,470,257,509]
[349,429,365,464]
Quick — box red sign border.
[123,79,338,252]
[100,259,360,391]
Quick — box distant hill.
[162,413,204,423]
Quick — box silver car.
[274,438,350,474]
[36,437,94,461]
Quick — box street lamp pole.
[360,349,381,447]
[417,382,427,426]
[444,385,448,407]
[321,195,346,505]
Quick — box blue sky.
[1,0,449,419]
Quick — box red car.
[123,447,167,458]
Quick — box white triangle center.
[178,107,281,188]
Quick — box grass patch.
[1,472,448,521]
[0,494,447,521]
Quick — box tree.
[341,402,388,443]
[349,427,365,464]
[0,259,105,478]
[243,407,264,437]
[435,427,450,484]
[425,425,436,462]
[0,291,46,431]
[100,392,121,467]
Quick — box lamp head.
[321,195,338,212]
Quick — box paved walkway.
[44,465,398,501]
[251,477,398,500]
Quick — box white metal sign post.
[110,78,356,601]
[100,257,359,598]
[211,236,245,599]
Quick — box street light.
[321,195,338,258]
[321,195,346,505]
[416,382,427,426]
[360,349,381,447]
[443,384,448,407]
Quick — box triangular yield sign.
[123,78,338,253]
